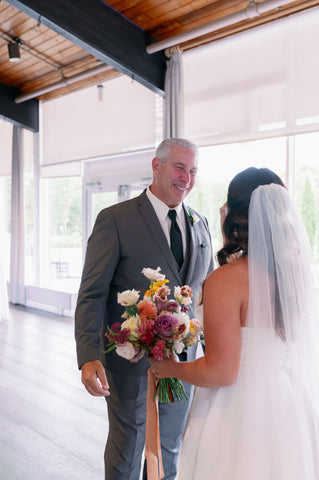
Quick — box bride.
[150,167,319,479]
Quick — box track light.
[8,39,23,62]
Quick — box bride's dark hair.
[217,167,285,266]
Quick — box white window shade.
[83,149,154,188]
[40,162,82,178]
[41,75,158,166]
[184,6,319,146]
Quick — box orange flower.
[137,299,158,321]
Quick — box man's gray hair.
[155,138,199,163]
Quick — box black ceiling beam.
[0,83,38,132]
[7,0,167,96]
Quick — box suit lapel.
[137,191,182,284]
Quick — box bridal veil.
[179,183,319,479]
[242,183,319,477]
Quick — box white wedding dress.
[178,185,319,480]
[179,329,319,479]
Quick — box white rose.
[117,289,140,306]
[122,315,141,339]
[173,340,185,354]
[115,343,136,360]
[175,311,190,335]
[141,267,165,282]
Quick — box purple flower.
[155,314,179,338]
[166,300,179,312]
[156,298,168,314]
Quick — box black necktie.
[168,209,183,268]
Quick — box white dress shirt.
[146,187,187,257]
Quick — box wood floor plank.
[0,305,108,480]
[0,440,49,480]
[0,424,102,479]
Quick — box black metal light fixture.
[8,38,23,62]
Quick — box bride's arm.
[149,261,246,388]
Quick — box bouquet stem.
[154,377,188,403]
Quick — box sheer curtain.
[163,49,184,138]
[9,125,25,305]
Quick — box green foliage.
[125,305,140,317]
[155,377,188,403]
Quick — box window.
[40,176,82,292]
[294,132,319,283]
[188,137,287,253]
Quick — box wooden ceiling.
[1,0,319,106]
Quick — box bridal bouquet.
[105,267,201,403]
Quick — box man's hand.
[81,360,110,397]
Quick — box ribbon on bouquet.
[145,368,164,480]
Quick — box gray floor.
[0,305,108,480]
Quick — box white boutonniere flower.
[188,210,200,226]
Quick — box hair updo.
[217,167,285,266]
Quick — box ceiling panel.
[0,0,318,107]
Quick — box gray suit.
[75,190,213,479]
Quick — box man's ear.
[152,157,161,174]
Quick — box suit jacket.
[75,189,214,374]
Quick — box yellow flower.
[145,279,169,298]
[189,318,201,336]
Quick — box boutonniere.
[188,210,200,226]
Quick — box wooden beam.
[0,83,38,132]
[7,0,166,96]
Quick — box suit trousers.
[104,367,193,480]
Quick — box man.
[75,138,213,479]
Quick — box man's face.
[151,146,198,208]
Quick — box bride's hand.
[149,353,179,379]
